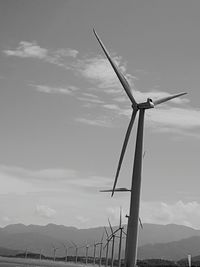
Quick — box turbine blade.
[93,29,138,108]
[153,92,187,106]
[101,232,104,243]
[104,227,109,238]
[108,218,114,235]
[71,241,77,247]
[100,187,130,192]
[111,110,137,196]
[122,230,127,236]
[139,217,143,229]
[113,228,120,235]
[119,207,122,228]
[103,241,109,249]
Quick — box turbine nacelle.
[137,98,154,110]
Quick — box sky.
[0,0,200,229]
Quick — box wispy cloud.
[76,117,113,128]
[3,41,78,67]
[74,55,137,91]
[35,205,56,218]
[3,41,48,59]
[4,41,198,136]
[82,93,100,98]
[76,215,90,224]
[2,216,11,223]
[0,165,112,193]
[106,206,127,225]
[77,96,104,104]
[146,107,200,129]
[31,84,79,95]
[103,104,121,111]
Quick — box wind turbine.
[117,207,125,267]
[39,248,43,261]
[93,241,99,265]
[93,233,104,266]
[52,245,59,262]
[93,29,187,267]
[71,241,79,263]
[104,227,111,267]
[99,233,104,267]
[25,248,28,259]
[188,254,192,267]
[108,219,117,267]
[84,243,90,265]
[61,242,73,263]
[76,242,90,265]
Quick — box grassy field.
[0,256,87,267]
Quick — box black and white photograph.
[0,1,199,267]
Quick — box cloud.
[35,205,56,218]
[141,201,200,229]
[76,117,113,127]
[54,48,79,58]
[75,55,136,90]
[0,164,114,227]
[31,84,79,95]
[0,164,112,194]
[2,216,11,223]
[3,41,48,59]
[106,206,127,225]
[0,165,77,181]
[3,41,78,66]
[68,175,112,188]
[103,104,121,111]
[76,215,90,224]
[4,41,198,135]
[82,93,99,99]
[77,96,104,104]
[146,107,200,129]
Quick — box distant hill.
[1,223,200,259]
[3,223,200,246]
[0,247,21,256]
[138,223,200,246]
[138,235,200,260]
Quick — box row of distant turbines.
[22,209,128,266]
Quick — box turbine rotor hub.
[137,98,154,110]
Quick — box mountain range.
[1,223,200,260]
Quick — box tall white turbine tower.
[93,29,187,267]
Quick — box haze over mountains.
[1,223,200,260]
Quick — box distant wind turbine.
[25,248,28,259]
[93,29,187,267]
[108,219,116,267]
[93,233,104,266]
[104,227,111,267]
[99,233,104,267]
[117,207,125,267]
[93,241,100,265]
[61,242,73,263]
[84,243,90,265]
[39,248,42,261]
[188,254,192,267]
[71,241,79,264]
[52,245,59,262]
